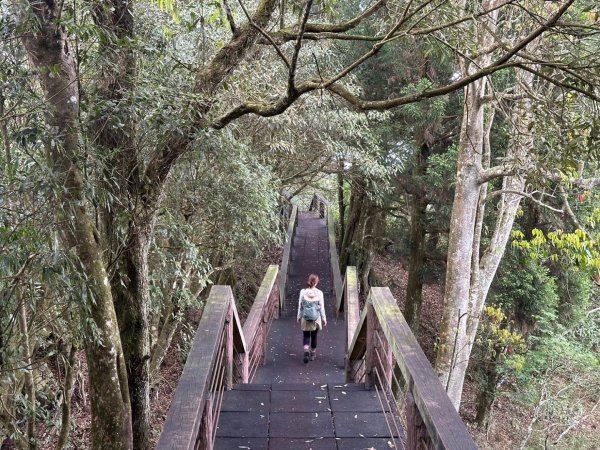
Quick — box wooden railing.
[309,192,328,218]
[309,193,344,312]
[314,193,475,448]
[158,265,280,450]
[242,265,279,381]
[279,204,298,310]
[346,285,478,450]
[343,266,361,352]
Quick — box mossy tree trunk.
[474,349,501,427]
[19,2,133,447]
[87,2,155,447]
[337,163,345,253]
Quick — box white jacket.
[297,287,326,330]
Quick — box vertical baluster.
[199,393,214,450]
[365,302,376,389]
[225,302,234,390]
[380,329,393,389]
[406,390,432,449]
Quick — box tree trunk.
[435,77,487,408]
[434,0,504,409]
[88,2,156,446]
[340,184,365,272]
[464,70,533,369]
[359,209,384,296]
[57,346,78,450]
[338,163,345,253]
[19,3,133,447]
[405,143,431,332]
[436,63,534,409]
[112,229,152,450]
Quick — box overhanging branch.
[213,0,577,127]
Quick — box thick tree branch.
[303,0,387,33]
[222,0,237,35]
[213,0,576,127]
[478,164,517,184]
[488,189,564,213]
[543,171,600,190]
[558,185,587,231]
[515,63,600,102]
[194,0,279,95]
[143,0,280,204]
[269,0,513,43]
[288,0,313,96]
[237,0,290,68]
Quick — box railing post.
[365,301,376,389]
[280,205,297,311]
[225,302,234,390]
[236,352,249,384]
[200,393,214,450]
[381,327,393,389]
[406,390,432,450]
[273,279,280,320]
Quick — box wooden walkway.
[214,211,402,449]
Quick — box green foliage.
[426,144,459,189]
[489,247,559,322]
[555,269,593,325]
[474,305,527,371]
[512,227,600,273]
[509,308,600,449]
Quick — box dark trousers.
[303,330,318,349]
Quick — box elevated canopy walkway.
[157,195,477,450]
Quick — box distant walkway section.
[253,211,346,384]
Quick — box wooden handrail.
[309,192,330,218]
[158,265,283,449]
[157,286,247,450]
[243,265,279,381]
[346,287,478,450]
[279,205,298,310]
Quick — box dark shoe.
[310,350,316,361]
[303,350,310,364]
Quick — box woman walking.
[297,274,327,364]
